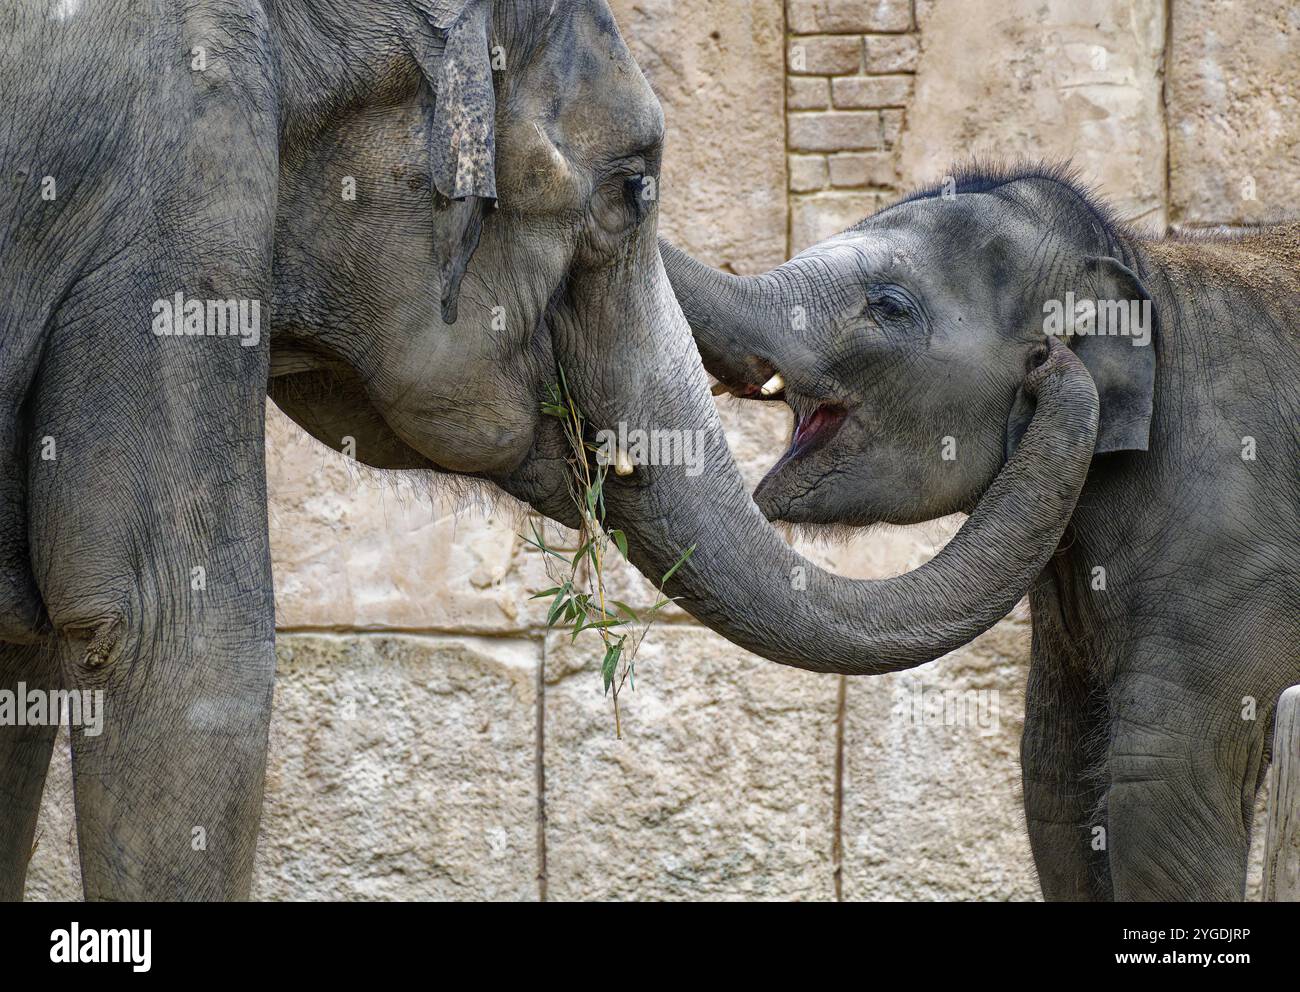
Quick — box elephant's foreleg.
[0,641,59,900]
[29,336,276,899]
[1104,666,1266,901]
[27,247,278,899]
[1020,627,1109,901]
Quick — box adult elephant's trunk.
[545,228,1098,676]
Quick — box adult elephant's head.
[269,6,1101,676]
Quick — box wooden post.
[1263,685,1300,901]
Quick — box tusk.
[760,373,785,397]
[710,381,731,396]
[613,448,635,476]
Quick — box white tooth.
[760,373,785,397]
[613,448,635,476]
[710,381,731,396]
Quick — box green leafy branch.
[524,369,694,739]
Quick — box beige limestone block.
[831,74,914,109]
[787,75,831,110]
[26,634,543,901]
[864,33,921,74]
[789,109,884,152]
[792,515,964,580]
[1168,0,1300,226]
[788,35,864,76]
[791,190,883,250]
[840,617,1041,900]
[898,0,1167,229]
[21,726,80,901]
[542,625,840,900]
[266,404,549,634]
[609,0,788,274]
[790,153,831,191]
[788,0,913,35]
[251,633,540,900]
[829,150,898,188]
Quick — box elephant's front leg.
[1020,627,1110,901]
[28,270,277,900]
[0,641,59,900]
[1104,661,1270,901]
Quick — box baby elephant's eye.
[862,288,913,323]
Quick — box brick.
[864,34,920,73]
[787,35,862,75]
[787,75,830,110]
[791,191,883,251]
[832,74,914,108]
[788,110,883,152]
[789,154,830,192]
[880,109,905,148]
[788,0,912,35]
[828,151,896,188]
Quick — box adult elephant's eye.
[593,170,650,236]
[624,174,654,224]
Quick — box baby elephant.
[662,165,1300,901]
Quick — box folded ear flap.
[413,1,498,325]
[1071,255,1157,452]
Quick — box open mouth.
[714,367,848,470]
[783,403,847,463]
[756,399,848,502]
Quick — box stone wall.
[25,0,1298,901]
[786,0,916,248]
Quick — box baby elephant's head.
[662,168,1156,528]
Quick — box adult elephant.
[661,165,1300,901]
[1,2,1095,900]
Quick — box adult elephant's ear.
[413,0,498,325]
[1071,256,1157,452]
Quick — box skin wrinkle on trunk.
[555,239,1099,675]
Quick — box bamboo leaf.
[571,538,592,569]
[601,638,624,694]
[546,595,571,628]
[610,529,629,561]
[610,599,639,622]
[660,544,697,585]
[524,526,568,561]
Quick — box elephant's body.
[664,171,1300,900]
[1023,224,1300,900]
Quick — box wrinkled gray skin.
[0,0,1101,900]
[663,170,1300,901]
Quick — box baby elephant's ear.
[1070,256,1157,452]
[414,1,498,324]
